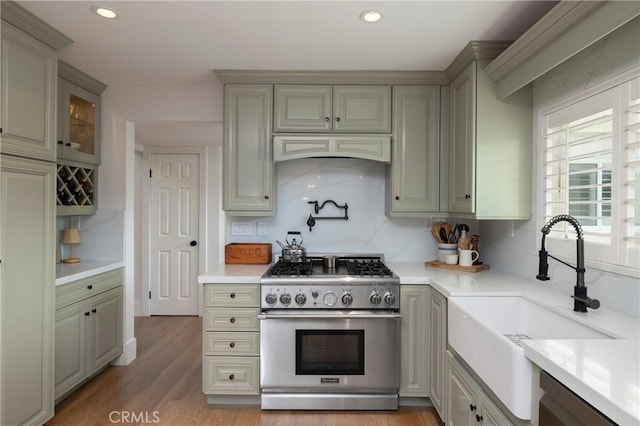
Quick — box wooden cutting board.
[425,260,490,273]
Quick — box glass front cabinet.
[56,61,106,215]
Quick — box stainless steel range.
[259,254,401,410]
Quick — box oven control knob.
[369,292,382,305]
[384,292,396,306]
[279,293,292,306]
[341,293,353,306]
[295,293,307,306]
[311,290,319,299]
[265,293,277,305]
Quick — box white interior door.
[149,153,199,315]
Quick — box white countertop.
[56,261,124,286]
[198,260,639,423]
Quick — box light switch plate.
[231,222,254,236]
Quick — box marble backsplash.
[226,158,440,262]
[57,209,124,263]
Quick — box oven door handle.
[258,313,402,320]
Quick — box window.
[540,75,639,273]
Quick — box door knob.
[190,240,197,246]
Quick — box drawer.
[203,356,259,395]
[204,307,260,332]
[204,332,260,356]
[205,284,260,308]
[56,268,123,309]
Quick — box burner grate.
[345,259,393,277]
[266,260,314,276]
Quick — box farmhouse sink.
[448,296,614,420]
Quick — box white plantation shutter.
[541,76,639,271]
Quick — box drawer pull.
[229,342,235,348]
[229,318,235,323]
[84,312,90,316]
[230,293,236,299]
[476,414,483,422]
[229,374,234,380]
[469,404,477,412]
[87,285,93,290]
[92,308,97,313]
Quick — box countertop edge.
[56,261,124,286]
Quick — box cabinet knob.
[58,140,64,145]
[84,312,90,316]
[469,404,477,412]
[335,117,341,122]
[87,285,93,290]
[229,342,235,348]
[476,414,483,422]
[229,374,235,380]
[0,127,3,134]
[395,196,400,201]
[190,240,197,247]
[264,195,269,200]
[325,117,330,122]
[230,293,236,299]
[465,194,471,199]
[66,142,72,147]
[92,308,97,313]
[229,317,235,323]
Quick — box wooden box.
[225,243,272,264]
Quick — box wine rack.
[56,162,97,215]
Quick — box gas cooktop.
[262,255,396,279]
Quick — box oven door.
[259,310,401,393]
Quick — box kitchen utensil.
[278,231,307,262]
[439,227,448,243]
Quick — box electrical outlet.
[231,222,254,236]
[424,217,433,228]
[257,221,268,236]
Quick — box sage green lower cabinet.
[429,289,447,422]
[203,283,260,398]
[54,269,123,402]
[399,285,430,397]
[447,351,513,426]
[1,155,56,426]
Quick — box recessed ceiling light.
[359,10,382,23]
[92,6,118,19]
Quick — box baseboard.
[112,337,137,366]
[399,396,433,407]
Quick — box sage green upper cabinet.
[223,84,275,216]
[0,22,57,162]
[274,85,391,133]
[57,62,106,165]
[388,85,440,216]
[448,61,532,219]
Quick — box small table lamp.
[62,228,81,264]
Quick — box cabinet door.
[389,86,440,215]
[333,85,391,133]
[274,85,332,132]
[0,23,57,161]
[480,393,513,426]
[223,84,275,215]
[58,79,101,165]
[55,300,88,399]
[1,155,55,425]
[447,353,479,426]
[399,285,430,397]
[88,287,123,374]
[449,62,476,213]
[429,289,447,421]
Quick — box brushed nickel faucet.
[537,214,600,312]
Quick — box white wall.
[480,17,640,318]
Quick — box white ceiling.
[18,1,558,87]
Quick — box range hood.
[273,135,391,162]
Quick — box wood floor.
[47,316,442,426]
